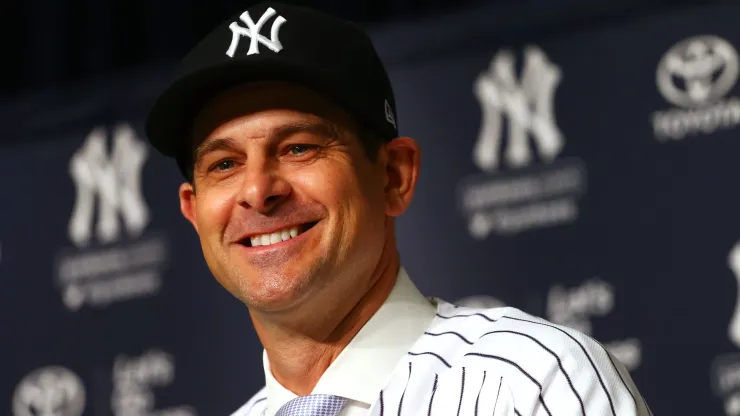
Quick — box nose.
[236,156,291,213]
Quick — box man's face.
[179,82,393,312]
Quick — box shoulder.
[408,300,651,415]
[230,386,267,416]
[427,301,618,366]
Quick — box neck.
[250,237,400,396]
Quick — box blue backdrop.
[3,2,740,415]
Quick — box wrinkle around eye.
[283,144,321,158]
[209,159,237,172]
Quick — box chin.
[236,270,315,311]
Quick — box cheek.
[292,161,356,204]
[296,161,385,230]
[195,188,235,239]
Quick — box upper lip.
[233,221,314,243]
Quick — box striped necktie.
[275,394,347,416]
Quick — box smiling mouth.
[240,222,319,247]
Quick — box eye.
[286,144,317,156]
[210,159,236,172]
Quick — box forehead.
[191,81,355,144]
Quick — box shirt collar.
[263,267,437,414]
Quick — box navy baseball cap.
[145,1,399,179]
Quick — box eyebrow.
[193,137,241,169]
[192,119,342,168]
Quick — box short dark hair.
[355,123,389,163]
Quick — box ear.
[179,182,199,232]
[383,137,421,217]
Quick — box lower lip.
[236,224,316,254]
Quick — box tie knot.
[275,394,347,416]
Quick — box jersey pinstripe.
[232,300,651,416]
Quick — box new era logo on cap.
[226,7,287,57]
[385,99,396,128]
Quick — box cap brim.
[145,57,346,177]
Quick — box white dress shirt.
[232,268,652,416]
[258,267,436,415]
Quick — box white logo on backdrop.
[68,124,149,248]
[657,35,738,108]
[111,349,196,416]
[13,366,86,416]
[652,35,740,140]
[713,241,740,416]
[56,124,168,312]
[457,45,586,239]
[227,7,287,57]
[728,243,740,347]
[473,46,563,172]
[546,277,642,371]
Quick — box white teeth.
[250,226,301,247]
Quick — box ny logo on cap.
[226,7,287,57]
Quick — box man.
[145,2,652,415]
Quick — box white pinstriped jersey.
[232,299,651,416]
